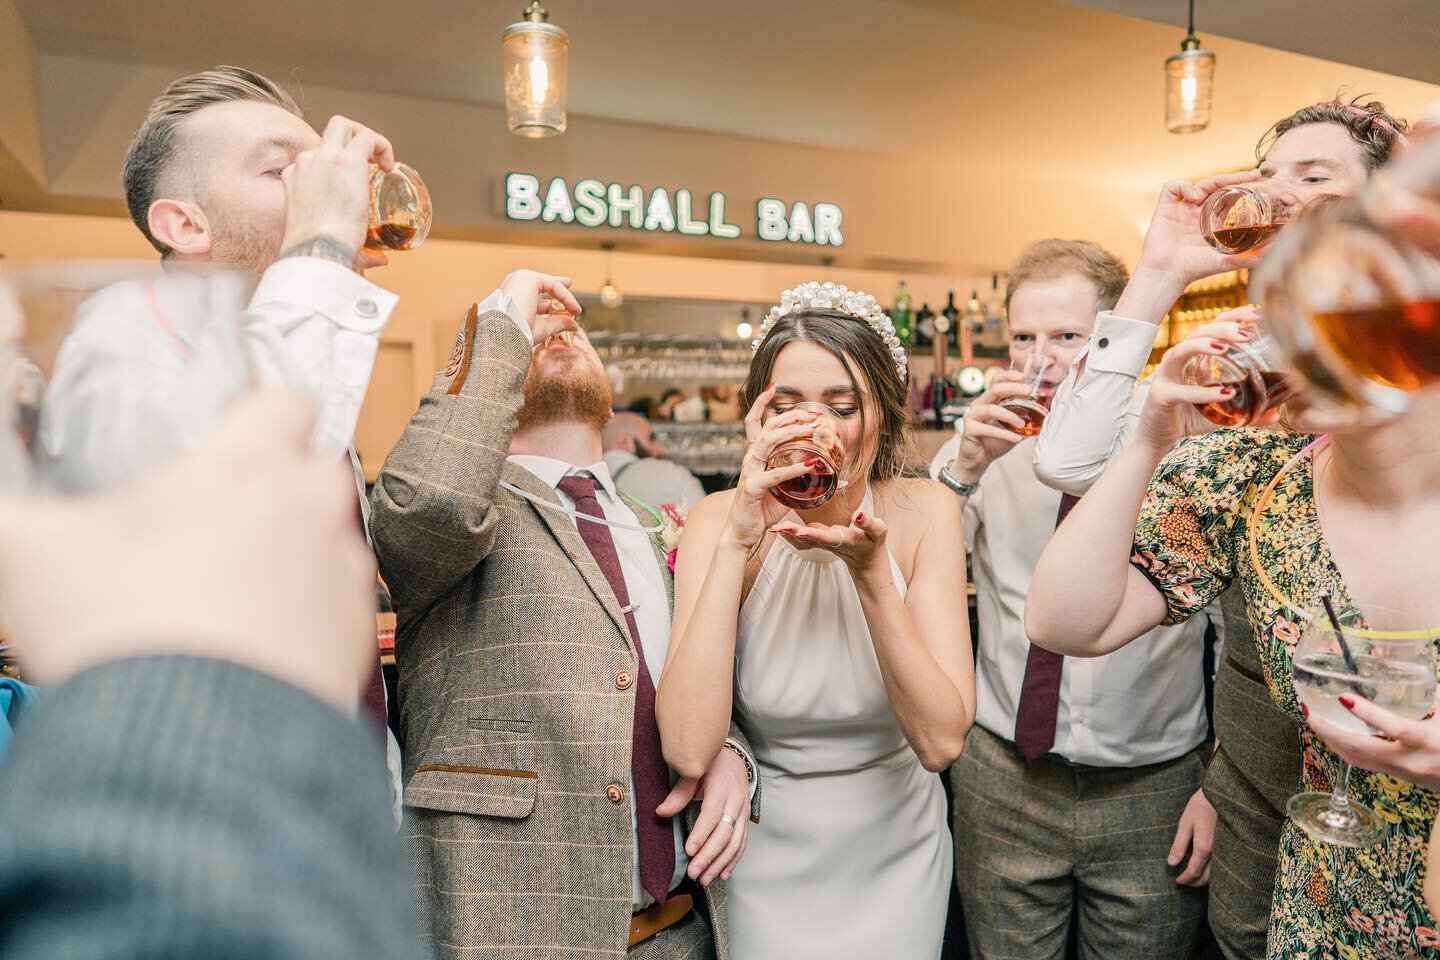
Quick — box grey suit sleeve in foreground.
[0,656,421,960]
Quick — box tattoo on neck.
[279,235,356,268]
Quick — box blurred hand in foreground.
[0,389,375,711]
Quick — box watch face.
[933,315,952,334]
[957,366,986,394]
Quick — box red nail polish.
[765,380,774,391]
[1211,340,1227,351]
[855,513,864,522]
[1220,386,1235,396]
[804,456,821,467]
[1301,704,1309,718]
[1339,694,1356,709]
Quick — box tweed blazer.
[370,307,754,960]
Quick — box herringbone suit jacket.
[370,307,753,959]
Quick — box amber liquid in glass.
[998,397,1048,437]
[770,462,837,509]
[1311,299,1440,392]
[1209,223,1283,255]
[366,221,420,251]
[1198,369,1298,426]
[767,438,841,510]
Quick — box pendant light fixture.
[736,307,753,341]
[502,2,569,138]
[599,242,623,309]
[1165,0,1215,134]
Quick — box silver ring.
[719,813,737,828]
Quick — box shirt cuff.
[250,258,398,334]
[723,737,759,802]
[475,289,530,345]
[1081,311,1160,378]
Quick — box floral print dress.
[1131,427,1440,959]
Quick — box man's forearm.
[1026,434,1168,653]
[1111,264,1187,328]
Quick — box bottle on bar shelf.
[942,291,960,355]
[914,302,935,349]
[893,278,913,344]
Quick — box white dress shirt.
[1032,310,1158,496]
[601,449,706,511]
[39,258,398,491]
[931,427,1212,766]
[505,455,690,910]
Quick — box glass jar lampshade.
[1165,36,1215,134]
[502,2,569,138]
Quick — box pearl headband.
[751,281,908,382]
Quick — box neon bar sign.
[503,173,844,246]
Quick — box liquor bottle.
[914,302,935,349]
[942,290,961,356]
[963,289,984,363]
[981,273,1006,349]
[893,278,913,344]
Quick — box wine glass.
[1289,602,1439,847]
[1253,195,1440,418]
[1182,337,1298,427]
[1200,181,1302,254]
[997,354,1053,437]
[762,401,844,510]
[366,162,432,252]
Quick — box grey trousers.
[1203,586,1301,960]
[630,906,716,960]
[953,726,1207,960]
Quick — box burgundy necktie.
[1014,492,1080,762]
[557,473,675,904]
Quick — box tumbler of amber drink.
[764,401,845,510]
[1201,182,1301,254]
[1253,195,1440,416]
[366,162,432,251]
[1182,339,1297,427]
[997,354,1053,437]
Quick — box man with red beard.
[369,270,758,960]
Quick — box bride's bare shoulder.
[877,476,957,518]
[680,489,735,533]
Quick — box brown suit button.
[615,671,633,690]
[606,784,625,804]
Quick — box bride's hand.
[725,384,825,551]
[770,507,887,576]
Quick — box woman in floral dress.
[1023,312,1440,959]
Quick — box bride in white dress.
[657,282,975,959]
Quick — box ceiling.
[1064,0,1440,87]
[12,0,1440,191]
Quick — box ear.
[147,198,213,257]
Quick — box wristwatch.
[938,463,979,497]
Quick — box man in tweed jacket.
[371,270,759,960]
